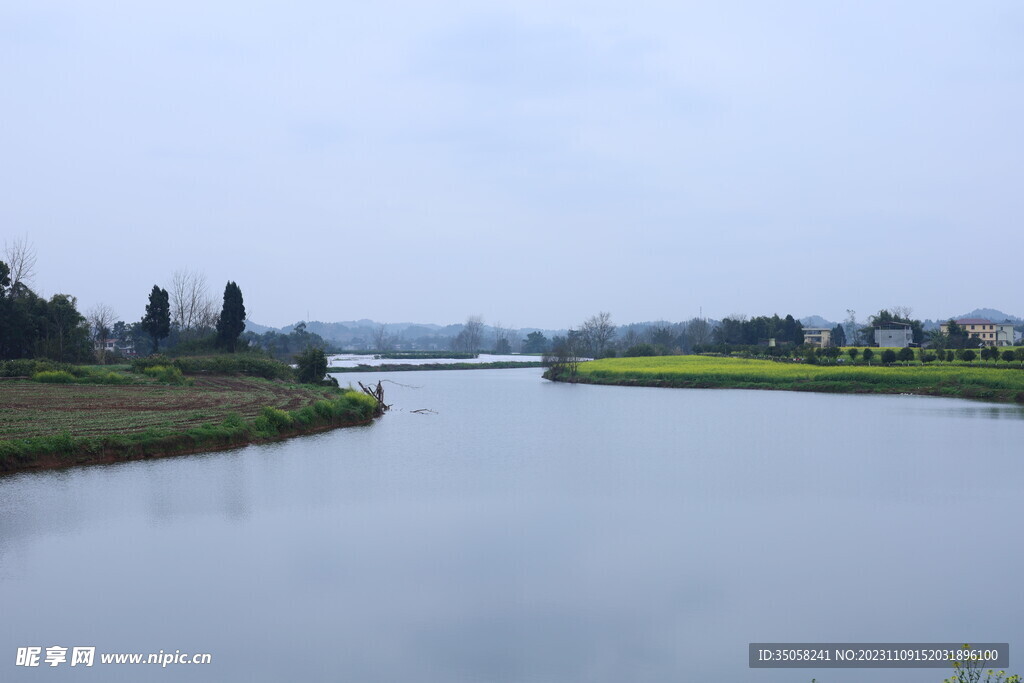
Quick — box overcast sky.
[2,1,1021,329]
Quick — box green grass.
[567,355,1024,403]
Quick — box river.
[1,368,1022,681]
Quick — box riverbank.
[552,356,1024,404]
[330,361,545,372]
[0,375,381,474]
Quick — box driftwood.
[357,380,390,414]
[410,408,437,415]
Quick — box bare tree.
[87,304,118,364]
[543,329,584,379]
[581,312,616,358]
[3,235,37,295]
[844,309,860,346]
[618,327,641,351]
[492,321,512,354]
[891,305,913,321]
[685,317,713,347]
[372,324,392,351]
[463,315,484,353]
[170,269,215,338]
[196,297,219,331]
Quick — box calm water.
[327,353,534,367]
[1,368,1022,682]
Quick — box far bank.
[547,355,1024,404]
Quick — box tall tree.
[3,236,37,296]
[371,324,392,351]
[844,309,860,346]
[142,285,171,354]
[648,325,676,352]
[581,312,616,358]
[830,323,847,347]
[87,303,118,364]
[47,294,90,362]
[452,315,484,353]
[216,281,246,352]
[492,321,512,354]
[685,317,713,348]
[521,331,549,353]
[170,269,216,338]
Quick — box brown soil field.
[0,377,338,440]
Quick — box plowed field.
[0,377,337,440]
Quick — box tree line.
[0,240,253,363]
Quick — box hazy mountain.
[952,308,1022,323]
[243,321,275,335]
[800,315,836,329]
[246,319,570,350]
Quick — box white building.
[874,322,913,348]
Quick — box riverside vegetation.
[549,354,1024,404]
[0,354,381,474]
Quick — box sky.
[2,1,1022,330]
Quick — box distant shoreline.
[547,356,1024,405]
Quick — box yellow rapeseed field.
[572,355,1024,401]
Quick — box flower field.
[571,355,1024,403]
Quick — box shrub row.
[141,365,189,385]
[23,364,133,385]
[132,354,294,380]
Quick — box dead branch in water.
[380,379,422,389]
[410,408,437,414]
[357,380,390,414]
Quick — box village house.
[802,327,832,348]
[940,318,1015,347]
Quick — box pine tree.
[141,285,170,354]
[216,281,246,352]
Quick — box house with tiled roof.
[939,318,1014,347]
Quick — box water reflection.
[1,369,1022,683]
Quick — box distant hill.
[243,321,275,335]
[800,315,836,329]
[244,319,569,351]
[952,308,1022,323]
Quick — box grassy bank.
[0,374,380,474]
[330,361,545,372]
[557,356,1024,404]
